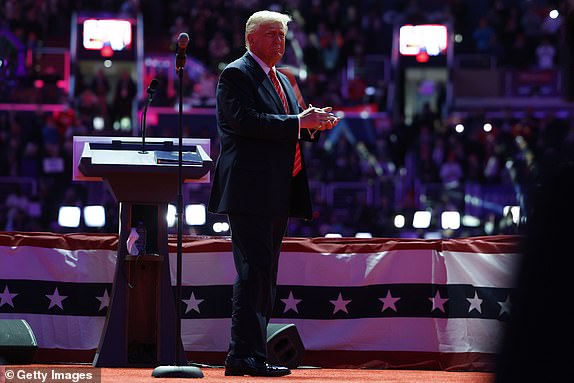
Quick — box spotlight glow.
[185,204,206,225]
[462,215,481,227]
[394,214,406,228]
[58,206,81,228]
[84,205,106,227]
[503,205,520,224]
[167,204,176,227]
[441,211,460,230]
[212,221,230,233]
[93,116,105,130]
[413,211,432,229]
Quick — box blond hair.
[245,10,292,49]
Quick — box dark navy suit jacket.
[208,52,318,219]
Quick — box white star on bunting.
[281,291,302,313]
[0,286,18,308]
[46,287,68,310]
[467,291,483,314]
[96,289,110,311]
[183,292,204,314]
[498,295,511,317]
[379,290,401,312]
[330,293,352,314]
[429,291,449,313]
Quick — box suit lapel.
[242,53,293,113]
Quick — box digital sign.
[82,19,132,51]
[399,24,448,56]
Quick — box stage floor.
[1,364,494,383]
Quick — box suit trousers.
[227,213,289,360]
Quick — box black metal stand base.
[152,365,204,379]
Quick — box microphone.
[140,79,159,153]
[146,78,159,102]
[176,32,190,70]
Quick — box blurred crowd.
[0,0,572,237]
[1,0,567,106]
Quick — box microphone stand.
[139,93,152,154]
[152,53,203,380]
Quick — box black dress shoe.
[224,355,291,377]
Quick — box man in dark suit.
[208,10,339,377]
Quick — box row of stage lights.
[324,206,520,239]
[59,204,521,237]
[392,205,520,234]
[58,204,229,234]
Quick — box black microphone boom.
[140,78,158,154]
[176,32,189,70]
[146,78,159,101]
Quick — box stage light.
[415,50,429,63]
[185,204,206,225]
[84,205,106,227]
[167,204,176,227]
[413,210,431,229]
[483,122,493,132]
[462,215,481,227]
[120,117,131,131]
[93,117,105,131]
[101,46,113,58]
[213,222,229,233]
[212,222,230,233]
[355,232,373,238]
[503,205,520,224]
[394,214,405,228]
[219,222,230,232]
[365,86,376,96]
[58,206,81,228]
[455,123,464,133]
[549,9,559,19]
[325,233,342,238]
[441,211,460,230]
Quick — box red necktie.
[269,69,302,177]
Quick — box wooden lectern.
[73,136,212,367]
